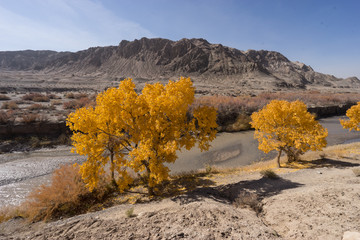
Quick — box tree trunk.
[110,152,118,188]
[147,185,154,196]
[277,149,282,168]
[145,164,155,196]
[142,160,155,196]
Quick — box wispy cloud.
[0,0,154,51]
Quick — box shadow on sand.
[171,156,359,207]
[218,177,304,201]
[171,175,303,206]
[285,157,360,169]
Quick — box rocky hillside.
[0,38,359,93]
[0,50,69,70]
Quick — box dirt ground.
[1,143,360,240]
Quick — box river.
[0,116,359,207]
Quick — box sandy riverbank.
[1,142,360,239]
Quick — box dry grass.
[353,168,360,177]
[65,92,75,99]
[17,164,119,222]
[233,191,262,214]
[22,93,50,102]
[0,94,10,100]
[21,164,88,222]
[65,92,89,99]
[63,97,94,110]
[21,113,39,124]
[27,104,49,110]
[125,207,136,218]
[57,133,71,145]
[19,113,48,124]
[221,113,251,132]
[47,93,61,99]
[236,159,280,173]
[1,101,18,110]
[0,206,23,223]
[260,169,280,179]
[304,142,360,160]
[0,110,14,124]
[256,91,360,106]
[50,99,62,105]
[278,142,360,169]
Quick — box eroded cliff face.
[0,37,359,91]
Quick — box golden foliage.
[66,77,217,194]
[340,102,360,131]
[250,100,328,167]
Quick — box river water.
[0,116,359,207]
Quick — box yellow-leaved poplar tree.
[250,100,328,167]
[66,77,217,195]
[340,102,360,131]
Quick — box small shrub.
[1,101,18,110]
[63,100,76,110]
[0,94,10,100]
[27,104,48,110]
[22,93,49,102]
[22,93,35,101]
[22,164,88,222]
[63,97,93,110]
[0,111,8,124]
[74,93,89,99]
[234,191,262,214]
[21,113,39,123]
[0,206,23,223]
[222,114,252,132]
[65,92,75,99]
[125,207,136,218]
[260,169,279,179]
[47,93,60,99]
[21,164,117,222]
[51,100,62,105]
[57,133,71,145]
[15,99,26,104]
[28,136,52,149]
[29,136,41,148]
[205,164,213,174]
[48,104,56,110]
[0,110,14,124]
[319,152,326,160]
[353,168,360,177]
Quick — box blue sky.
[0,0,359,79]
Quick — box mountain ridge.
[0,37,359,93]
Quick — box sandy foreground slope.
[1,144,360,240]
